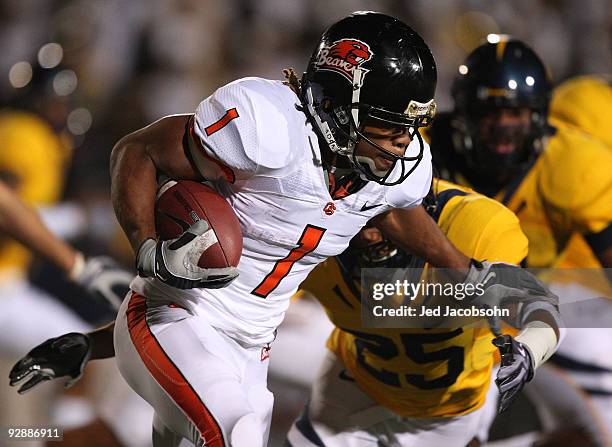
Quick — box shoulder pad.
[539,128,612,212]
[192,78,306,179]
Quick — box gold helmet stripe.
[496,39,508,61]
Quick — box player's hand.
[9,333,91,394]
[493,334,534,414]
[72,256,133,310]
[136,220,238,289]
[464,260,558,334]
[465,260,552,297]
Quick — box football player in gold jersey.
[427,38,612,444]
[428,37,612,270]
[286,179,562,446]
[548,74,612,271]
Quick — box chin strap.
[68,251,86,281]
[354,155,389,180]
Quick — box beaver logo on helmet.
[314,38,373,83]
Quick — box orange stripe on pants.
[126,292,225,446]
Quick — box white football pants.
[115,291,274,447]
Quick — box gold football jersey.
[495,126,612,268]
[548,75,612,270]
[300,180,528,417]
[549,75,612,149]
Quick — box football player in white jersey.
[85,11,552,447]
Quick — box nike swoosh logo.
[360,202,383,212]
[160,211,191,233]
[482,271,497,286]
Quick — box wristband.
[135,238,157,277]
[68,252,86,281]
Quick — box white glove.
[71,254,133,310]
[136,220,238,289]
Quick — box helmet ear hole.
[334,107,350,125]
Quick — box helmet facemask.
[303,69,435,186]
[337,225,425,281]
[452,106,546,184]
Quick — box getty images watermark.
[372,279,502,317]
[360,268,612,329]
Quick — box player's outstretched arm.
[89,321,116,360]
[493,306,561,414]
[0,180,131,308]
[0,179,78,275]
[9,322,115,394]
[465,264,562,413]
[373,206,471,269]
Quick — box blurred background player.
[427,37,612,444]
[0,56,152,447]
[0,177,139,447]
[0,57,94,445]
[429,36,611,268]
[527,74,612,447]
[286,179,562,447]
[546,74,612,272]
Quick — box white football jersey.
[132,77,432,347]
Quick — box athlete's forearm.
[374,206,470,270]
[110,137,158,253]
[87,321,115,360]
[0,180,78,275]
[110,115,202,253]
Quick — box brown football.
[155,180,242,269]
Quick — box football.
[155,180,242,269]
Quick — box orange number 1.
[252,225,326,298]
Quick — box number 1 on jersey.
[252,225,326,298]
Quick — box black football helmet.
[301,11,437,186]
[337,228,418,280]
[337,191,438,279]
[451,36,552,180]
